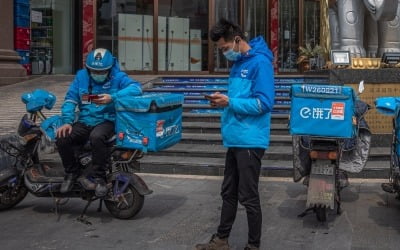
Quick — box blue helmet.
[85,48,114,71]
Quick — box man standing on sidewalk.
[195,19,274,250]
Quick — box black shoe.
[60,173,78,193]
[382,183,396,193]
[244,244,259,250]
[95,178,108,197]
[195,234,230,250]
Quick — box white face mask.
[91,72,108,83]
[223,38,241,61]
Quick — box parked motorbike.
[375,97,400,197]
[0,89,152,221]
[291,83,371,222]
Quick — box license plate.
[311,164,334,175]
[307,172,336,209]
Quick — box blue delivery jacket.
[61,62,142,127]
[222,36,275,149]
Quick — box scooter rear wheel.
[0,186,28,210]
[104,183,144,219]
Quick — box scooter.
[291,83,371,222]
[0,89,152,222]
[375,97,400,197]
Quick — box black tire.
[104,183,144,219]
[315,206,327,222]
[0,186,28,210]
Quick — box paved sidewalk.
[0,75,156,136]
[0,174,399,250]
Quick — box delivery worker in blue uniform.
[56,48,142,196]
[195,19,275,250]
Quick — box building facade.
[8,0,323,76]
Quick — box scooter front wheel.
[104,183,144,219]
[0,185,28,210]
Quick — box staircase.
[138,76,390,178]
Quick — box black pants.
[217,147,265,247]
[56,121,115,177]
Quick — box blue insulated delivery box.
[115,93,184,152]
[290,84,356,138]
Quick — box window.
[96,0,154,71]
[303,0,320,49]
[243,0,267,41]
[214,0,239,72]
[96,0,208,72]
[158,0,208,71]
[278,0,299,72]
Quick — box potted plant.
[297,43,324,71]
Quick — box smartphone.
[88,94,100,100]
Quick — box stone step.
[182,103,290,112]
[182,95,290,101]
[147,143,391,161]
[39,153,391,179]
[145,88,228,94]
[150,77,229,84]
[138,155,391,179]
[152,82,228,87]
[180,133,293,146]
[182,112,289,123]
[182,122,289,135]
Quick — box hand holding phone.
[88,94,100,101]
[204,92,229,107]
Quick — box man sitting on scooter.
[56,48,142,196]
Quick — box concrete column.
[0,0,28,86]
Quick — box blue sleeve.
[61,77,79,124]
[111,73,142,100]
[229,61,275,115]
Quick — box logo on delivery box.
[331,102,345,120]
[156,120,180,138]
[299,102,345,120]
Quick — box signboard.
[31,10,42,23]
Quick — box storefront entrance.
[30,0,76,74]
[94,0,322,75]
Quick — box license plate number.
[311,164,334,175]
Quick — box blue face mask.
[223,41,241,61]
[91,73,108,83]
